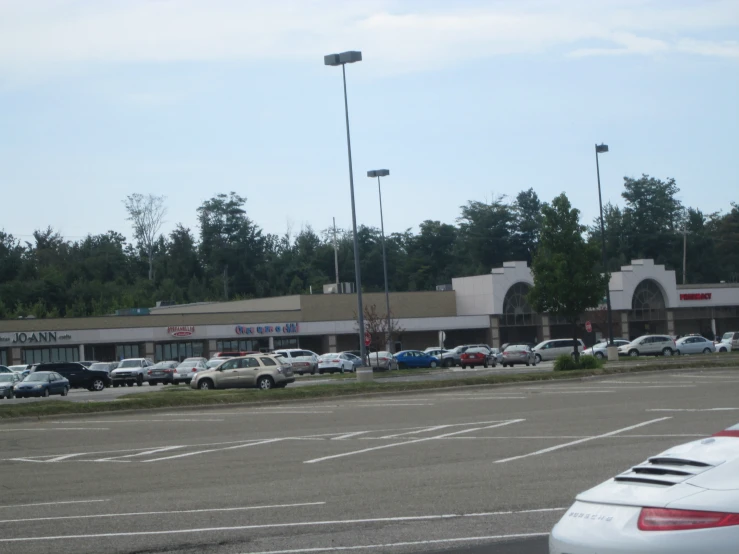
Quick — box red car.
[459,348,495,369]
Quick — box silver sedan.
[676,335,716,355]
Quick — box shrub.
[554,354,577,371]
[554,353,604,371]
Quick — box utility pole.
[683,223,687,285]
[333,217,340,288]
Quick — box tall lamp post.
[324,51,368,366]
[367,169,392,352]
[595,143,617,361]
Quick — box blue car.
[13,371,70,399]
[394,350,440,369]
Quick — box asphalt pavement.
[1,367,737,553]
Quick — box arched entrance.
[500,282,539,345]
[629,279,667,339]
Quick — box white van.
[532,339,586,363]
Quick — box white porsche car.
[550,423,739,553]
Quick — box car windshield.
[178,361,197,368]
[25,373,48,382]
[117,360,141,368]
[722,332,733,340]
[0,374,15,382]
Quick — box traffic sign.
[364,331,372,347]
[585,321,592,333]
[438,330,446,344]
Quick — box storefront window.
[216,339,263,352]
[116,344,140,361]
[274,337,299,349]
[155,341,203,362]
[22,347,79,364]
[0,350,7,365]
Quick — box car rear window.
[261,357,277,366]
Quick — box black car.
[30,362,111,392]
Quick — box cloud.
[0,0,736,79]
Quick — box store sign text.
[9,331,71,344]
[167,325,195,337]
[680,293,712,301]
[235,323,299,336]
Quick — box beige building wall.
[300,291,456,322]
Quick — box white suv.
[618,335,677,357]
[273,349,319,375]
[716,331,738,353]
[111,358,155,387]
[532,339,586,363]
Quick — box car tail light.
[332,359,340,363]
[638,508,739,531]
[192,368,198,372]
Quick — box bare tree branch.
[123,193,167,281]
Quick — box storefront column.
[11,347,22,365]
[268,337,275,351]
[621,312,629,340]
[78,344,85,361]
[488,316,500,348]
[144,342,155,360]
[322,335,337,353]
[667,310,675,337]
[541,316,551,342]
[208,340,217,358]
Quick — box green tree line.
[0,177,737,319]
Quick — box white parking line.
[304,420,525,464]
[648,407,739,412]
[94,445,186,462]
[48,420,225,423]
[331,432,371,440]
[142,438,284,462]
[0,428,110,432]
[241,533,549,553]
[0,507,561,543]
[350,403,434,407]
[0,499,109,509]
[378,425,455,439]
[0,501,326,524]
[494,417,672,464]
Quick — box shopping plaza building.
[1,259,738,366]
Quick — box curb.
[1,364,737,424]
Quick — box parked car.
[190,354,294,390]
[147,361,179,385]
[618,335,678,357]
[316,353,355,374]
[459,347,496,369]
[676,335,716,355]
[394,350,440,369]
[582,339,630,359]
[0,373,22,399]
[172,360,206,384]
[550,421,739,554]
[442,345,491,367]
[30,362,111,392]
[14,371,69,398]
[273,349,319,375]
[111,358,155,387]
[88,362,118,374]
[500,344,537,367]
[340,352,363,371]
[368,351,399,371]
[532,339,586,363]
[716,331,738,352]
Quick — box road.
[1,368,737,553]
[2,362,556,404]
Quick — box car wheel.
[629,349,639,357]
[198,379,214,390]
[483,362,488,368]
[430,361,437,368]
[318,370,324,375]
[703,348,712,354]
[662,348,673,357]
[89,379,105,392]
[526,362,530,366]
[595,352,605,359]
[127,382,134,387]
[310,369,316,375]
[461,364,466,369]
[61,387,69,397]
[720,347,728,353]
[534,354,542,364]
[257,376,274,390]
[43,388,50,397]
[136,375,144,386]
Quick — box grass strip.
[1,357,737,420]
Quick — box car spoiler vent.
[614,457,714,487]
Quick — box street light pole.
[595,143,616,358]
[324,51,367,365]
[368,169,392,353]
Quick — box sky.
[0,0,737,244]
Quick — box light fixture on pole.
[595,143,617,361]
[324,50,368,366]
[367,169,392,353]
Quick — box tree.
[356,304,405,354]
[457,197,515,273]
[528,193,608,360]
[124,193,167,281]
[511,188,544,262]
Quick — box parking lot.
[1,367,737,553]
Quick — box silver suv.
[618,335,677,357]
[191,354,294,391]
